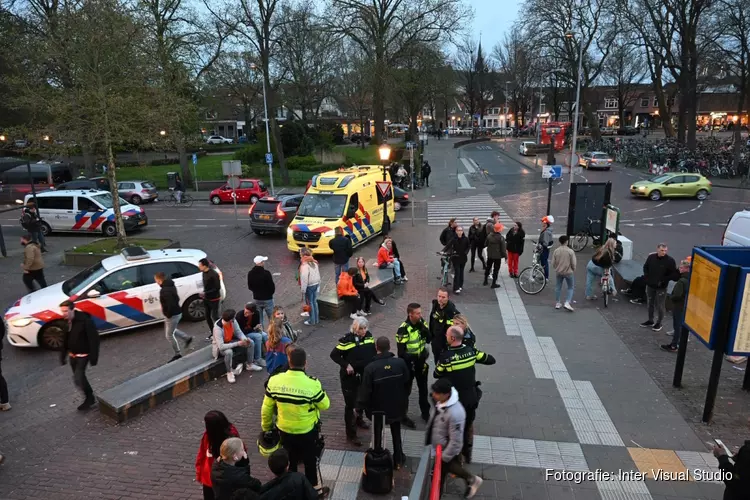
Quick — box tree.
[392,43,445,139]
[455,38,480,132]
[601,37,646,126]
[278,1,339,122]
[493,32,537,128]
[329,0,471,143]
[333,46,373,148]
[204,51,262,138]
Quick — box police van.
[24,189,148,237]
[286,166,396,254]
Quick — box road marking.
[654,200,670,209]
[153,218,177,221]
[663,214,672,217]
[196,218,216,221]
[661,223,672,226]
[428,194,510,225]
[698,223,710,227]
[631,208,648,213]
[461,158,476,173]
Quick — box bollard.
[0,225,6,257]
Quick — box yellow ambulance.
[287,166,396,255]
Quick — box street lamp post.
[378,145,391,233]
[566,32,585,195]
[250,62,275,196]
[504,81,511,132]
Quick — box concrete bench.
[318,260,396,320]
[98,346,246,423]
[613,259,675,309]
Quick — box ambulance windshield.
[297,193,347,218]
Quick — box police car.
[24,189,148,237]
[4,247,226,349]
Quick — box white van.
[722,209,750,247]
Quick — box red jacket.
[377,246,393,266]
[195,424,241,487]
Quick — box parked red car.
[209,179,268,204]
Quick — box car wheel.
[649,190,662,201]
[130,195,142,205]
[696,189,708,200]
[394,201,402,211]
[38,320,67,350]
[211,195,222,205]
[102,222,117,237]
[182,294,205,321]
[40,221,52,236]
[253,228,264,235]
[250,195,259,204]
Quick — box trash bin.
[166,172,180,189]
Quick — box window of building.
[653,97,658,107]
[604,98,617,109]
[540,104,546,114]
[640,97,650,107]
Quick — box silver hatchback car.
[117,180,159,204]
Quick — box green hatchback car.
[630,173,712,201]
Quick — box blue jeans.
[585,260,603,297]
[555,274,575,303]
[254,299,274,328]
[335,262,349,284]
[246,331,268,362]
[30,229,46,249]
[385,259,402,280]
[540,247,550,279]
[671,305,684,347]
[305,284,320,324]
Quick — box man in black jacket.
[200,258,223,339]
[21,200,47,252]
[468,217,487,272]
[211,437,262,500]
[59,300,100,410]
[430,287,459,364]
[259,448,317,500]
[439,219,457,247]
[329,228,353,285]
[329,316,376,446]
[396,303,432,426]
[247,256,275,328]
[358,336,411,468]
[640,243,679,332]
[156,272,193,363]
[713,422,750,500]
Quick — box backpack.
[20,210,32,229]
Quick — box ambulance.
[287,166,396,254]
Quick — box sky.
[469,0,519,53]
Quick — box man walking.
[434,326,495,464]
[200,258,223,339]
[422,160,431,187]
[20,233,47,293]
[329,316,376,446]
[59,300,99,410]
[247,256,275,328]
[468,218,487,272]
[262,348,330,495]
[425,379,483,498]
[396,303,432,427]
[483,223,506,289]
[21,200,47,252]
[661,257,691,353]
[641,243,679,332]
[156,271,193,363]
[551,235,576,311]
[358,336,411,469]
[329,228,353,284]
[429,288,459,364]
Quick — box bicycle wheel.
[181,195,194,208]
[164,195,176,208]
[441,263,450,287]
[603,289,609,308]
[518,265,546,295]
[570,232,588,252]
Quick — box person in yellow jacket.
[261,347,329,494]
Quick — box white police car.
[24,189,148,237]
[4,247,226,349]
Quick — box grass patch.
[71,238,173,254]
[115,154,235,188]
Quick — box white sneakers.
[228,364,244,383]
[0,403,11,411]
[255,358,267,367]
[564,302,574,311]
[227,372,236,383]
[466,476,483,498]
[555,302,562,309]
[245,362,263,372]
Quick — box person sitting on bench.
[338,268,363,320]
[621,275,647,304]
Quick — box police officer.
[429,287,460,364]
[261,348,330,493]
[329,316,376,446]
[396,302,432,428]
[434,325,495,464]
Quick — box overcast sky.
[469,0,520,53]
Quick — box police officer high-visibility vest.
[434,344,495,408]
[261,368,330,434]
[396,318,430,357]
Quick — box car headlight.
[123,215,130,220]
[287,227,293,234]
[11,317,34,327]
[323,229,335,237]
[638,186,647,191]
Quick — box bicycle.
[518,247,547,295]
[164,188,194,208]
[601,267,612,308]
[437,252,451,287]
[570,217,602,253]
[470,168,490,180]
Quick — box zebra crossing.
[476,145,493,150]
[427,193,514,226]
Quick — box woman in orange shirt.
[338,268,363,319]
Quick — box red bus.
[540,122,570,151]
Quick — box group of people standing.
[438,213,527,293]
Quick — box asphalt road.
[460,139,750,261]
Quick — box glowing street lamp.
[159,130,167,136]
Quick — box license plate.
[259,214,272,220]
[138,220,146,225]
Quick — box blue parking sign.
[192,153,197,165]
[265,153,273,165]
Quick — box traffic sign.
[542,165,562,179]
[265,153,273,165]
[376,181,391,198]
[192,153,198,165]
[227,176,240,189]
[405,141,416,150]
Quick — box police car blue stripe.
[107,304,154,323]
